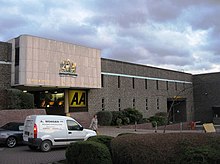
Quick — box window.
[132,98,135,108]
[15,47,19,66]
[118,99,121,111]
[15,47,20,84]
[67,120,82,131]
[145,79,148,89]
[175,82,177,90]
[132,78,135,89]
[102,98,105,111]
[118,76,120,88]
[156,80,159,90]
[101,74,104,87]
[156,98,159,110]
[183,82,185,90]
[166,81,169,90]
[146,98,148,110]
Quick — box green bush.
[66,141,112,164]
[20,92,34,109]
[88,135,114,153]
[111,111,118,125]
[138,118,149,124]
[111,133,220,164]
[111,111,123,126]
[116,118,122,126]
[97,111,113,126]
[111,108,143,126]
[123,108,143,124]
[148,112,167,127]
[7,89,21,109]
[6,89,34,109]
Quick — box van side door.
[66,120,86,144]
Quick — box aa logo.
[69,90,86,107]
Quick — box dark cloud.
[0,0,219,74]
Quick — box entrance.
[167,98,187,123]
[33,89,88,115]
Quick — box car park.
[0,122,24,148]
[23,115,96,152]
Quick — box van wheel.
[41,140,52,152]
[6,136,17,148]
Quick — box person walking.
[89,114,98,133]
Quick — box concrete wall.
[88,59,194,121]
[0,42,12,110]
[8,35,101,89]
[193,72,220,123]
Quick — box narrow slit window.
[146,98,148,110]
[145,79,148,89]
[118,76,120,88]
[102,98,105,111]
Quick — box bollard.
[155,122,157,133]
[180,122,183,132]
[135,121,137,131]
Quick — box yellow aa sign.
[69,90,86,107]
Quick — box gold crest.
[59,59,77,76]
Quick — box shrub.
[123,108,143,124]
[111,108,143,126]
[6,89,21,109]
[6,88,34,109]
[88,135,114,153]
[138,118,149,124]
[148,112,167,127]
[111,133,220,164]
[66,141,112,164]
[20,92,34,108]
[116,118,122,126]
[111,111,120,125]
[111,111,124,126]
[97,111,113,126]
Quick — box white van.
[23,115,96,152]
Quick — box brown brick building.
[0,42,12,110]
[1,34,216,124]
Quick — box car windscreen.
[1,122,23,131]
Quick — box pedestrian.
[89,114,98,133]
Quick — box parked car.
[0,122,24,148]
[23,115,97,152]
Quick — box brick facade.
[0,42,12,110]
[88,59,194,122]
[193,73,220,123]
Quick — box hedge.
[87,135,114,154]
[97,111,112,126]
[111,108,143,126]
[148,112,167,127]
[111,133,220,164]
[123,108,143,124]
[66,141,112,164]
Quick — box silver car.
[0,122,24,148]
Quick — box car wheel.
[40,140,52,152]
[6,136,17,148]
[28,145,38,150]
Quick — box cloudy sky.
[0,0,219,74]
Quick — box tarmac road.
[0,145,66,164]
